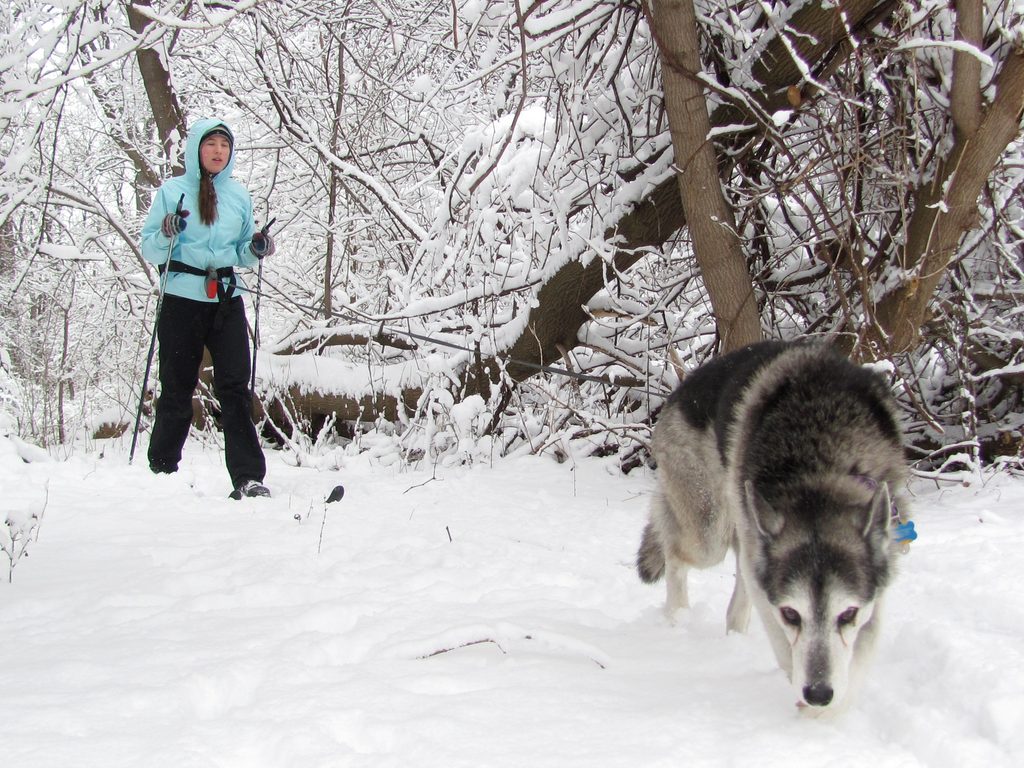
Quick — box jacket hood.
[183,117,237,184]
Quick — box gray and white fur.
[637,340,907,713]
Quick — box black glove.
[161,210,189,237]
[250,231,275,259]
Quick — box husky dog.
[637,340,908,712]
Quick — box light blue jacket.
[141,118,259,303]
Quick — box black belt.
[160,260,237,302]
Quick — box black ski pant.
[148,294,265,487]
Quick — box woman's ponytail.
[199,171,218,225]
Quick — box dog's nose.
[802,682,834,707]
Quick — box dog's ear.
[744,480,785,538]
[860,481,892,539]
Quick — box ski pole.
[250,216,275,393]
[129,194,185,464]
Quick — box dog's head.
[744,478,895,711]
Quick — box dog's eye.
[837,607,859,627]
[780,607,802,627]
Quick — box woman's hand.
[250,231,275,259]
[161,210,189,237]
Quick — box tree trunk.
[501,175,685,381]
[649,0,761,351]
[951,0,983,138]
[125,1,186,172]
[872,46,1024,353]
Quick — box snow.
[2,435,1023,767]
[36,243,101,262]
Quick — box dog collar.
[892,518,917,552]
[853,475,917,553]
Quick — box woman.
[140,117,275,499]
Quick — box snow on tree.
[0,1,1022,472]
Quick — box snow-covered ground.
[2,434,1022,767]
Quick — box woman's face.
[200,134,231,175]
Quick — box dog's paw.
[663,603,687,626]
